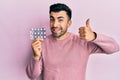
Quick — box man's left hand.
[79,18,95,41]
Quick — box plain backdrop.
[0,0,120,80]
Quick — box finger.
[33,38,43,43]
[79,27,85,33]
[34,43,41,47]
[80,33,85,37]
[86,18,90,27]
[80,34,88,41]
[79,27,85,30]
[80,36,85,40]
[36,37,43,40]
[33,44,42,51]
[32,40,41,45]
[34,46,42,50]
[33,38,43,44]
[32,41,42,48]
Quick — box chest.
[43,41,89,68]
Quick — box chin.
[52,33,62,38]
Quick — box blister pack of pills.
[30,27,46,40]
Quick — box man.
[26,3,119,80]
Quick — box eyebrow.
[50,16,64,19]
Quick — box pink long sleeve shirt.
[27,32,119,80]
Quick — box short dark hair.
[49,3,72,20]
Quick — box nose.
[53,21,59,27]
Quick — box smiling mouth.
[52,27,61,34]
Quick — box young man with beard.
[26,3,119,80]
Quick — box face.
[50,11,71,40]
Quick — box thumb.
[86,18,90,27]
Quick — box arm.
[87,33,120,54]
[26,38,43,79]
[79,19,119,54]
[26,57,43,79]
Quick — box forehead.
[50,11,67,18]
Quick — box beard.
[51,26,67,38]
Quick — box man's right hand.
[32,38,43,60]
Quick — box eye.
[58,19,63,22]
[50,18,54,22]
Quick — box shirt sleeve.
[26,57,43,79]
[87,33,120,54]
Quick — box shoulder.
[69,32,88,45]
[69,32,80,41]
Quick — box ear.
[68,20,72,28]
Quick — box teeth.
[55,29,58,32]
[53,28,59,32]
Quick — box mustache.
[51,27,62,31]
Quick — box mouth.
[52,27,61,34]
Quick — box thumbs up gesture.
[79,19,96,41]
